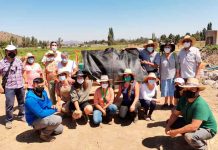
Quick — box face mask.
[148,80,156,85]
[8,52,16,58]
[35,87,44,93]
[51,46,57,51]
[183,42,191,48]
[59,75,66,81]
[147,47,154,53]
[174,85,182,98]
[124,76,131,82]
[164,48,171,53]
[62,59,68,64]
[184,90,198,98]
[27,58,34,64]
[101,83,108,89]
[77,79,84,84]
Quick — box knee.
[84,105,93,115]
[119,106,128,118]
[108,104,117,114]
[54,115,62,125]
[184,133,194,144]
[54,124,63,135]
[93,111,102,124]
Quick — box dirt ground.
[0,85,217,150]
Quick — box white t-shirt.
[41,50,62,63]
[57,60,77,75]
[139,83,157,101]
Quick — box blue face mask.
[147,47,154,53]
[62,59,68,64]
[148,80,156,85]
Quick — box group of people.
[0,36,217,149]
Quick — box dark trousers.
[5,87,25,122]
[140,99,156,116]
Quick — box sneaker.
[149,116,155,121]
[145,115,150,121]
[5,121,12,129]
[169,104,175,109]
[40,132,56,142]
[108,118,114,125]
[18,115,26,122]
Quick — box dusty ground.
[0,85,217,150]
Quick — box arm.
[130,82,140,112]
[103,88,114,109]
[73,100,81,111]
[94,89,106,115]
[165,110,182,133]
[195,49,202,78]
[195,62,201,78]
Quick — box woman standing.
[159,43,179,109]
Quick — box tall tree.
[108,27,114,46]
[207,22,212,30]
[57,37,63,48]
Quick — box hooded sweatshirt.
[25,90,56,125]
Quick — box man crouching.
[165,78,217,150]
[25,77,63,142]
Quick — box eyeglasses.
[52,45,57,46]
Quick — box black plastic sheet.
[82,48,147,82]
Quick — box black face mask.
[35,87,44,93]
[8,52,16,58]
[184,90,198,98]
[174,85,182,98]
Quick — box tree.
[202,28,206,40]
[168,33,175,43]
[57,37,63,48]
[10,36,17,45]
[108,27,114,46]
[152,33,157,41]
[174,34,181,44]
[207,22,212,30]
[160,34,167,42]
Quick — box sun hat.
[174,78,185,85]
[143,40,158,49]
[144,72,159,82]
[57,68,70,76]
[160,42,176,52]
[179,78,206,91]
[26,52,35,58]
[179,35,196,46]
[121,68,135,76]
[5,45,17,51]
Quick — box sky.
[1,0,218,42]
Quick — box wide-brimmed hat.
[5,45,17,51]
[121,68,135,76]
[57,68,70,76]
[160,42,176,52]
[174,78,185,85]
[143,40,158,49]
[75,70,85,77]
[99,75,110,82]
[26,52,35,58]
[144,72,159,82]
[179,78,206,91]
[179,35,196,46]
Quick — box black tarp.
[82,48,147,82]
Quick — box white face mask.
[46,57,54,62]
[77,79,84,84]
[101,83,108,89]
[62,58,68,64]
[51,46,57,51]
[27,58,34,64]
[164,48,171,53]
[147,47,154,53]
[59,75,66,81]
[148,80,156,85]
[183,42,191,48]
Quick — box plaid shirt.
[0,57,24,89]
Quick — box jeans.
[48,80,56,104]
[170,117,214,150]
[93,104,117,125]
[140,99,156,116]
[5,87,25,122]
[32,115,63,136]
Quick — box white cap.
[5,45,17,51]
[174,78,185,85]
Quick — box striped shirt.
[0,57,24,89]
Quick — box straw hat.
[144,72,159,82]
[46,50,55,56]
[99,75,109,82]
[179,35,196,46]
[143,40,158,49]
[57,68,70,76]
[5,45,17,51]
[26,52,35,58]
[121,68,135,76]
[179,78,206,91]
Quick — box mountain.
[63,40,83,45]
[0,31,23,45]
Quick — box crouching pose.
[25,78,63,142]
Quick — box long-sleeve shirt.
[25,90,56,125]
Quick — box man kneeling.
[165,78,217,149]
[25,78,63,142]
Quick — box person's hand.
[102,110,106,116]
[165,126,171,135]
[51,105,58,110]
[129,105,135,112]
[0,86,4,94]
[166,130,178,138]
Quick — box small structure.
[205,30,218,45]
